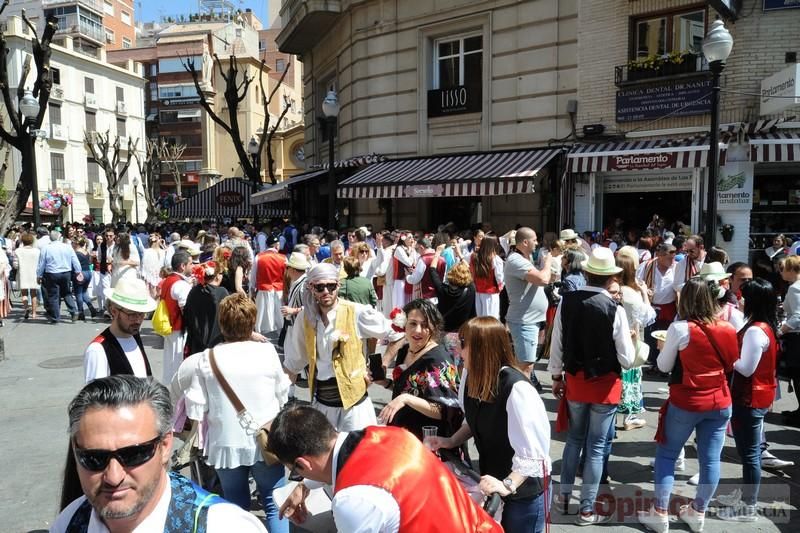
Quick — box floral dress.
[390,343,463,441]
[618,285,656,414]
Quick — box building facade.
[1,15,146,224]
[570,0,800,264]
[277,0,578,232]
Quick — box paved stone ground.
[1,295,799,532]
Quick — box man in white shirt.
[672,234,706,296]
[373,232,396,316]
[270,405,501,533]
[50,376,266,533]
[160,251,195,384]
[637,243,677,368]
[84,278,157,382]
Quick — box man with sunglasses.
[672,234,706,297]
[284,263,403,431]
[51,376,267,532]
[84,278,157,382]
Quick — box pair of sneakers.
[637,503,705,532]
[555,494,612,527]
[715,489,759,522]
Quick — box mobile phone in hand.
[369,353,386,381]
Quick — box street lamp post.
[19,90,41,227]
[132,176,140,224]
[702,19,733,248]
[248,135,260,223]
[322,90,340,230]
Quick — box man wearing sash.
[672,235,706,297]
[283,264,402,431]
[637,243,677,368]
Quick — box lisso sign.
[428,84,481,117]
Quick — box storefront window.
[750,173,800,250]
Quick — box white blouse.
[172,341,290,469]
[458,368,552,479]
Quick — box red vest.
[335,426,502,533]
[160,273,185,332]
[470,255,501,295]
[255,250,286,292]
[669,321,738,412]
[393,255,413,295]
[733,322,778,408]
[420,252,445,299]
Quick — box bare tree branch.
[84,130,130,223]
[261,59,291,185]
[133,138,162,222]
[0,0,10,16]
[158,140,186,197]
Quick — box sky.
[136,0,270,27]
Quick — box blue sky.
[136,0,270,27]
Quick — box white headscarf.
[302,263,340,325]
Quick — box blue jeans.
[215,461,288,533]
[732,405,768,506]
[654,403,731,512]
[502,490,546,533]
[42,271,77,320]
[560,401,617,514]
[72,270,92,315]
[507,320,540,363]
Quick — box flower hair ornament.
[389,308,407,333]
[191,261,217,285]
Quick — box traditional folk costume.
[251,248,286,335]
[161,272,192,384]
[470,254,504,319]
[84,327,152,382]
[391,245,417,310]
[374,244,395,317]
[284,264,401,431]
[405,248,446,305]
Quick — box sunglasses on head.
[73,435,163,472]
[312,282,338,293]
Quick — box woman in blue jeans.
[638,278,739,533]
[432,317,551,532]
[173,293,290,532]
[71,238,96,320]
[718,279,778,521]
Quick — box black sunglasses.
[312,282,338,293]
[74,435,163,472]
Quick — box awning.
[749,132,800,162]
[337,148,562,199]
[567,138,724,173]
[251,169,329,205]
[170,177,261,219]
[177,109,202,119]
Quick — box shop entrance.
[601,190,692,236]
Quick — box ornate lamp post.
[19,90,41,227]
[702,19,733,247]
[321,90,340,230]
[248,135,260,222]
[132,176,140,224]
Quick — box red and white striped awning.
[748,132,800,162]
[567,138,723,173]
[337,149,561,199]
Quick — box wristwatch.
[502,477,516,495]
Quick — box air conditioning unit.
[85,93,98,108]
[116,101,127,115]
[51,85,64,100]
[51,123,67,140]
[92,182,104,199]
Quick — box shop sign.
[609,152,677,171]
[616,78,712,123]
[427,84,481,117]
[717,161,754,211]
[760,64,800,115]
[216,190,243,207]
[162,97,202,106]
[763,0,800,11]
[405,184,443,197]
[185,172,199,184]
[602,172,693,193]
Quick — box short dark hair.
[68,376,172,439]
[267,405,337,464]
[727,261,750,275]
[741,278,777,333]
[585,272,615,287]
[171,250,191,271]
[403,298,444,341]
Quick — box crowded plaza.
[0,214,798,532]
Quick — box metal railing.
[43,0,103,14]
[615,54,709,86]
[53,14,105,43]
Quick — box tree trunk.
[0,170,30,234]
[108,188,124,223]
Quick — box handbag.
[208,349,279,465]
[152,299,173,337]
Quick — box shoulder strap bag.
[208,349,279,465]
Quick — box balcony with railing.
[615,52,709,86]
[42,0,103,15]
[276,0,341,54]
[52,13,105,44]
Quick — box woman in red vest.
[718,278,778,522]
[470,235,504,319]
[638,278,738,533]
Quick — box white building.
[2,15,146,224]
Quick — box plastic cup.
[422,426,438,450]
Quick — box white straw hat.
[582,247,623,276]
[286,251,310,271]
[103,278,157,313]
[696,262,731,281]
[560,228,579,241]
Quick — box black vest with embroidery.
[65,471,223,533]
[560,290,621,378]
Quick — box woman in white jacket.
[172,293,290,533]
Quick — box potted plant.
[627,54,661,81]
[660,50,698,76]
